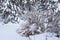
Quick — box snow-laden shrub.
[16,0,60,37]
[1,0,60,38]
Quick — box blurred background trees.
[0,0,60,38]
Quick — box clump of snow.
[58,3,60,11]
[53,0,58,2]
[30,23,38,32]
[19,20,29,29]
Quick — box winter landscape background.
[0,0,60,40]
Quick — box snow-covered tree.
[0,0,60,39]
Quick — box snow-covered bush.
[0,0,60,38]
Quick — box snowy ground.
[0,22,60,40]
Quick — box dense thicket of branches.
[0,0,60,37]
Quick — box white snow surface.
[0,22,60,40]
